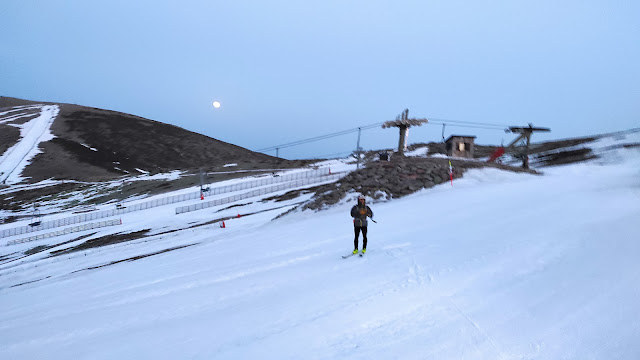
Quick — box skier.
[350,195,373,255]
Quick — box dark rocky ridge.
[0,97,46,107]
[299,130,639,212]
[303,156,538,211]
[407,136,599,166]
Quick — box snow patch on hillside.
[0,105,59,184]
[80,143,98,151]
[405,146,429,157]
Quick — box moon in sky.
[212,101,221,108]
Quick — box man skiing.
[350,195,373,255]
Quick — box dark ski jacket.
[351,204,373,227]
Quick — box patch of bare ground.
[1,215,19,224]
[260,184,325,203]
[216,202,253,212]
[192,203,301,228]
[530,137,597,152]
[0,182,88,212]
[32,202,301,277]
[0,124,21,155]
[70,244,198,274]
[10,276,53,288]
[50,229,151,257]
[303,156,538,211]
[272,205,301,220]
[1,166,310,215]
[533,148,597,166]
[25,233,97,256]
[527,137,603,167]
[0,252,18,263]
[0,233,98,267]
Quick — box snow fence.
[0,168,332,239]
[5,219,121,246]
[176,174,343,214]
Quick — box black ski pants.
[354,226,367,250]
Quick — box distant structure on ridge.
[382,109,428,156]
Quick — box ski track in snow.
[0,112,38,125]
[0,105,42,120]
[0,105,59,184]
[0,137,639,359]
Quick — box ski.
[342,253,358,259]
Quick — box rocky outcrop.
[303,156,538,211]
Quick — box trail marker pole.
[356,127,362,169]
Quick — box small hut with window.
[445,135,476,158]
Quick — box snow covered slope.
[0,105,59,184]
[0,136,639,359]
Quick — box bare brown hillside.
[0,97,310,183]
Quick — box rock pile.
[303,156,537,211]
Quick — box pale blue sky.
[1,1,639,158]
